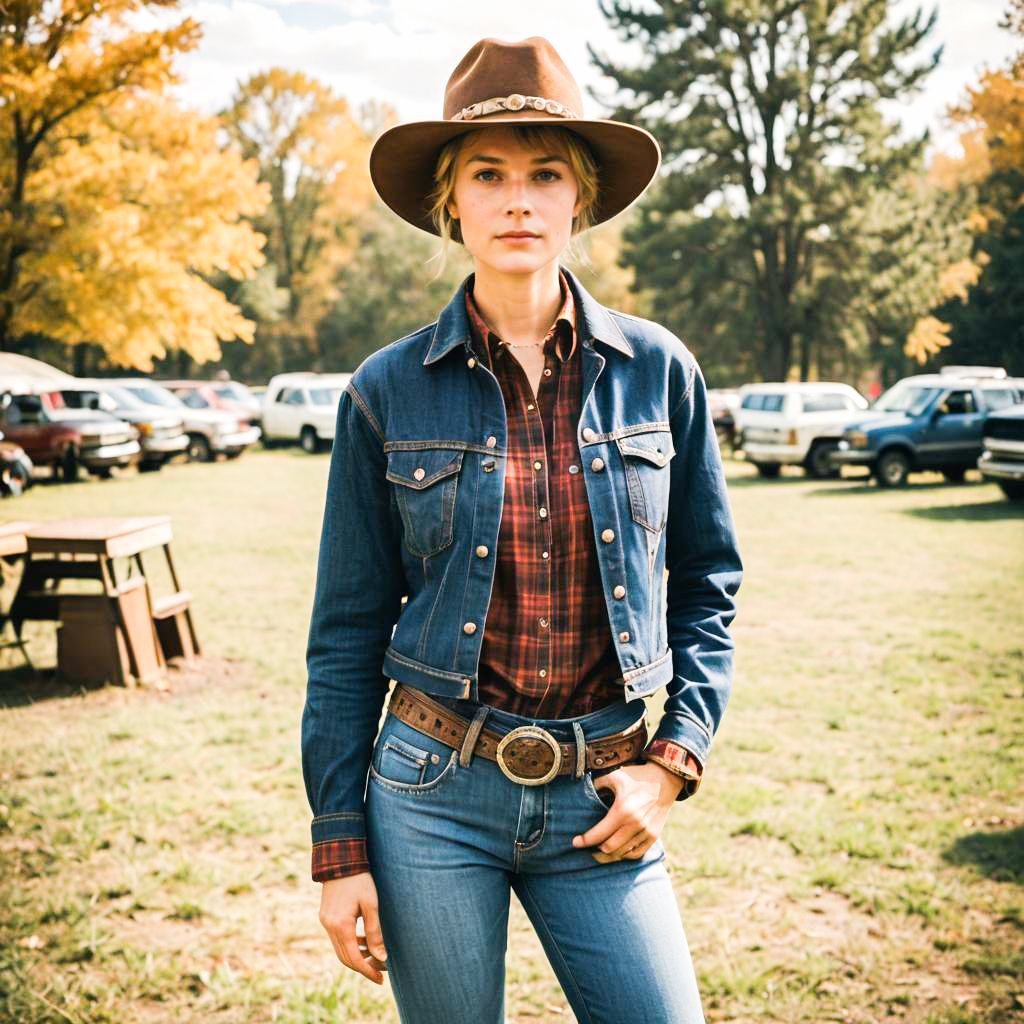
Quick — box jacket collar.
[422,264,634,365]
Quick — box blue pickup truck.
[831,369,1024,487]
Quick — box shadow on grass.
[944,825,1024,884]
[907,501,1024,522]
[0,665,102,709]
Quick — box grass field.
[1,449,1022,1024]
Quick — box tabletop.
[0,521,37,558]
[24,517,173,558]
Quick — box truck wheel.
[753,462,781,479]
[998,480,1024,501]
[186,433,213,462]
[941,467,966,482]
[806,441,840,479]
[57,444,80,483]
[300,426,320,454]
[876,450,910,488]
[2,462,29,497]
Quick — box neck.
[470,260,563,346]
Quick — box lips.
[498,232,539,239]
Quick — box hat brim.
[369,112,661,236]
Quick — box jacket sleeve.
[301,382,406,875]
[653,355,743,772]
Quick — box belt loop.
[571,721,586,779]
[459,707,490,768]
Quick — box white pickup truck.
[736,382,870,478]
[261,372,352,453]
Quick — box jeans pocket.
[582,771,615,810]
[369,717,459,795]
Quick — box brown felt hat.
[369,36,661,235]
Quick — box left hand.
[572,761,685,862]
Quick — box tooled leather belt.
[388,684,647,785]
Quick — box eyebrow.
[465,153,569,165]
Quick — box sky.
[171,0,1020,156]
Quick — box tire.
[57,443,80,483]
[186,433,213,462]
[2,462,29,497]
[300,426,320,454]
[92,466,113,479]
[941,467,966,482]
[224,448,244,460]
[998,480,1024,501]
[753,462,781,479]
[876,449,910,488]
[805,441,840,479]
[139,459,162,473]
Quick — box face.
[446,125,581,278]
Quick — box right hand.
[319,872,388,985]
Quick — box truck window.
[942,390,976,415]
[983,389,1016,411]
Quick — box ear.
[446,197,459,220]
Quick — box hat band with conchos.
[369,36,661,236]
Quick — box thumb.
[362,900,388,961]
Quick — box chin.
[479,247,559,276]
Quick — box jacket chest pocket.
[615,429,675,532]
[386,447,465,557]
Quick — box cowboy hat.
[369,36,661,236]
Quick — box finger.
[361,900,389,963]
[572,797,625,848]
[338,922,383,985]
[592,832,651,863]
[598,822,647,856]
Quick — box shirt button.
[413,467,425,481]
[591,457,605,472]
[541,550,550,559]
[485,435,497,448]
[533,460,542,470]
[613,585,626,599]
[538,669,547,678]
[582,427,597,442]
[601,528,615,543]
[539,617,548,628]
[463,622,477,635]
[619,630,631,642]
[527,403,535,411]
[475,545,489,558]
[467,357,477,369]
[538,507,548,519]
[568,464,579,474]
[543,368,552,377]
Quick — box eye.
[473,169,499,182]
[535,169,562,181]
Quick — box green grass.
[1,452,1022,1023]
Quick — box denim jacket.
[302,266,742,850]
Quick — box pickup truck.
[0,391,140,481]
[831,369,1024,487]
[978,403,1024,501]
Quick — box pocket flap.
[386,448,465,489]
[616,430,675,467]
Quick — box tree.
[0,0,267,366]
[591,0,942,381]
[220,70,375,368]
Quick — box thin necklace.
[500,338,547,349]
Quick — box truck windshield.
[871,384,941,416]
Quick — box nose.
[505,177,531,217]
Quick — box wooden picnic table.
[5,516,199,683]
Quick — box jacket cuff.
[643,738,702,801]
[312,839,370,882]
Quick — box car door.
[919,388,985,468]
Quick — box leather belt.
[388,684,647,786]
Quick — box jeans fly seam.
[515,878,595,1024]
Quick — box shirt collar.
[464,269,577,370]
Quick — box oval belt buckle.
[495,725,562,786]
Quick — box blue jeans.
[365,695,706,1024]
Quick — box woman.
[302,37,742,1024]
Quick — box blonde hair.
[426,124,599,277]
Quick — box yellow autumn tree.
[0,0,268,368]
[220,70,374,362]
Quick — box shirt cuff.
[643,739,703,801]
[311,838,370,882]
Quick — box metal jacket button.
[463,622,477,635]
[475,545,489,558]
[619,630,631,642]
[601,529,615,543]
[582,427,597,441]
[483,460,495,472]
[591,457,605,472]
[485,435,497,448]
[613,585,626,599]
[413,467,425,481]
[467,357,477,368]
